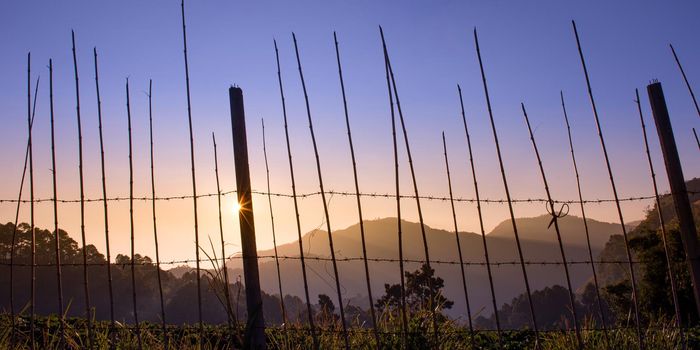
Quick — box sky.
[1,0,699,267]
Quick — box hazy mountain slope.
[228,216,616,319]
[596,177,700,286]
[488,214,622,251]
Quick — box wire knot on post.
[546,200,569,229]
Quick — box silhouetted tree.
[375,263,453,314]
[318,294,335,314]
[579,282,613,324]
[604,223,699,325]
[0,222,294,326]
[475,285,582,330]
[316,293,337,324]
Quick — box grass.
[1,313,697,349]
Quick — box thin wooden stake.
[441,132,475,349]
[635,88,685,349]
[457,85,502,348]
[211,133,235,336]
[333,31,380,347]
[273,39,318,349]
[261,118,287,324]
[473,28,539,344]
[380,26,439,346]
[27,51,37,350]
[125,79,143,350]
[72,32,94,348]
[179,0,204,338]
[292,33,350,350]
[93,48,117,348]
[560,91,610,345]
[9,74,39,349]
[383,52,409,345]
[670,45,700,118]
[572,21,643,349]
[48,59,66,348]
[521,103,582,349]
[147,79,168,348]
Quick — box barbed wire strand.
[3,255,688,267]
[8,189,696,205]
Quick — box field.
[1,314,697,349]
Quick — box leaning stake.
[381,27,440,346]
[48,59,66,347]
[125,79,143,350]
[635,88,685,349]
[93,47,116,346]
[72,32,94,348]
[560,91,609,344]
[670,45,700,119]
[9,74,39,349]
[292,33,350,350]
[383,55,409,344]
[261,118,287,324]
[441,132,475,349]
[473,28,539,344]
[457,85,502,348]
[179,0,204,337]
[212,132,235,337]
[521,103,582,349]
[273,39,318,349]
[333,31,380,347]
[27,51,37,350]
[572,21,643,348]
[147,80,168,347]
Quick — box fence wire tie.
[546,200,569,229]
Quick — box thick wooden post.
[647,81,700,316]
[229,86,266,349]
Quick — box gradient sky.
[1,0,699,267]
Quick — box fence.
[2,2,700,349]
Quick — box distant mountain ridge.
[226,215,621,318]
[488,214,631,250]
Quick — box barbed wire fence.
[2,3,700,349]
[3,188,698,346]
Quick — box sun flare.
[231,202,242,214]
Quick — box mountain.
[167,264,197,279]
[228,215,619,319]
[488,214,622,251]
[596,177,700,286]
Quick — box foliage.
[593,178,700,328]
[0,222,292,325]
[375,263,453,314]
[604,223,699,325]
[1,313,697,349]
[475,285,595,330]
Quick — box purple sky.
[1,0,699,265]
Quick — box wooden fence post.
[647,81,700,316]
[229,86,266,349]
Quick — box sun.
[231,201,242,214]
